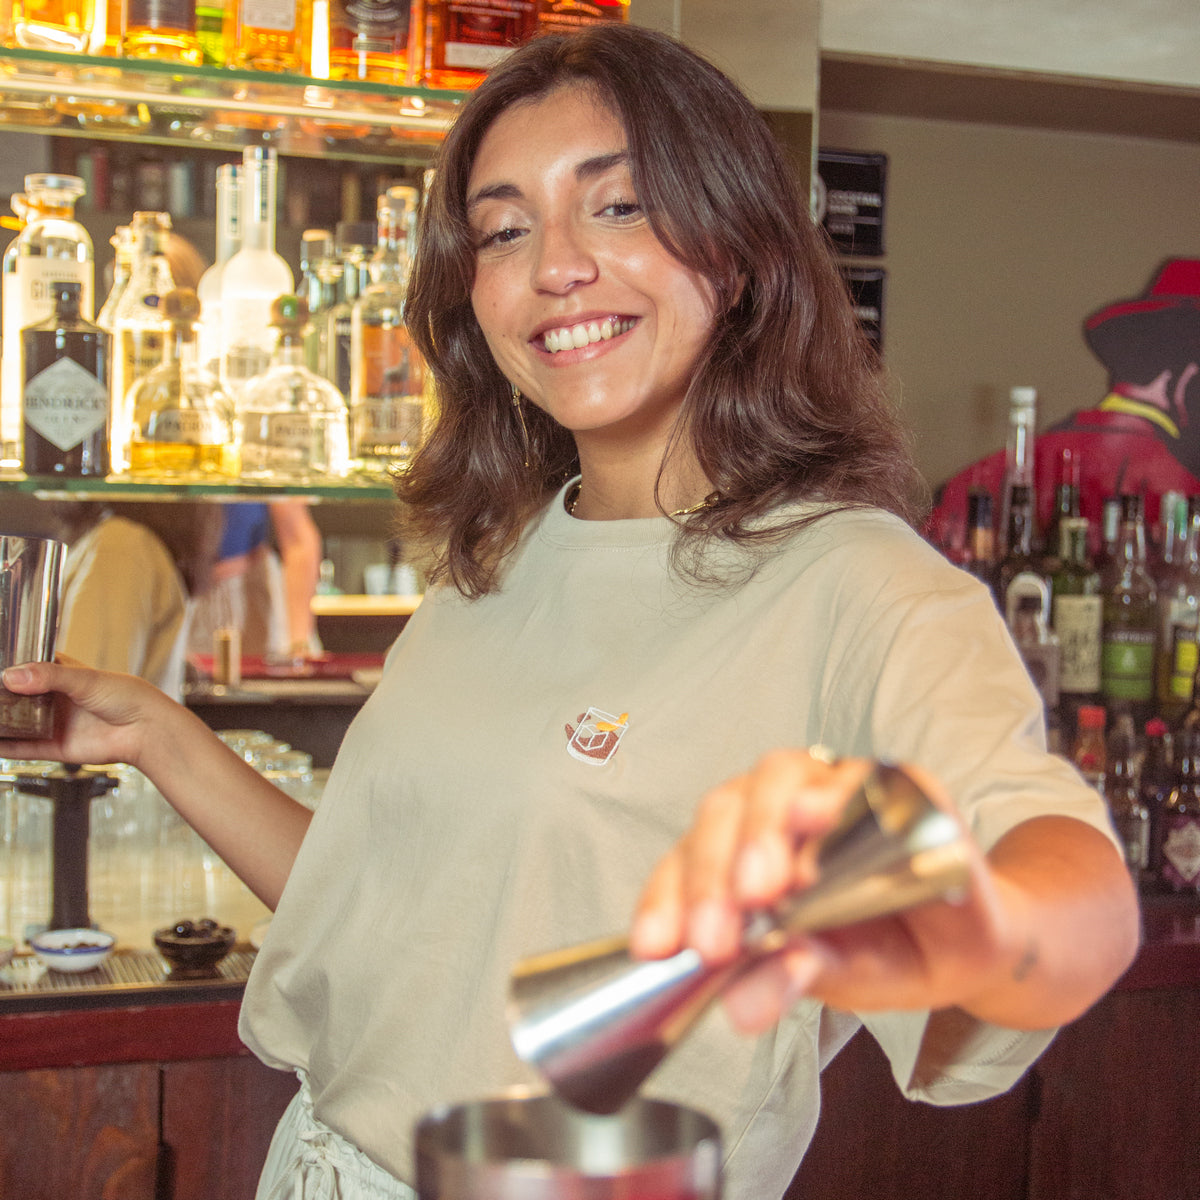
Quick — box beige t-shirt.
[240,492,1119,1198]
[58,515,190,701]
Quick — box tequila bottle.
[127,288,237,479]
[350,185,425,474]
[240,295,351,481]
[21,281,110,478]
[220,146,294,397]
[111,211,177,472]
[1,174,94,471]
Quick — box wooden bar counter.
[1,894,1195,1200]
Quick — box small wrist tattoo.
[1012,937,1039,983]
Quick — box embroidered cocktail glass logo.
[565,708,629,765]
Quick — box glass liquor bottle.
[1154,493,1200,725]
[993,483,1040,609]
[1159,724,1200,894]
[239,294,351,481]
[110,211,177,473]
[998,385,1037,556]
[1100,493,1158,726]
[21,281,110,478]
[1104,724,1151,889]
[220,146,294,397]
[1007,575,1061,730]
[195,0,229,62]
[1040,447,1080,576]
[87,0,123,55]
[1141,716,1174,894]
[1,173,94,472]
[350,186,425,474]
[298,229,341,378]
[1051,516,1103,736]
[331,227,371,398]
[420,0,537,89]
[1071,704,1107,792]
[329,0,417,83]
[122,0,204,64]
[225,0,306,71]
[7,0,92,50]
[961,488,995,585]
[96,225,134,333]
[197,164,241,380]
[536,0,628,34]
[127,288,236,479]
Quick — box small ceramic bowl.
[153,919,236,977]
[30,927,115,973]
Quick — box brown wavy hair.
[400,24,927,598]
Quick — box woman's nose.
[530,220,598,294]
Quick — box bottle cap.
[270,294,308,326]
[1078,706,1106,730]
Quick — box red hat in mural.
[1085,258,1200,381]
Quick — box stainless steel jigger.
[508,760,972,1116]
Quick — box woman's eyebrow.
[466,150,630,213]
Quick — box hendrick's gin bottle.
[21,279,111,477]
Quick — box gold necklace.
[564,481,721,518]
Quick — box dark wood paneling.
[0,1063,158,1200]
[162,1058,298,1200]
[1028,987,1200,1200]
[786,1028,1032,1200]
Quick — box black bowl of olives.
[153,918,236,978]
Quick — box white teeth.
[542,317,633,354]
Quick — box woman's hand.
[1,658,171,772]
[630,748,1139,1034]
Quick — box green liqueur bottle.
[1154,494,1200,725]
[1101,493,1157,725]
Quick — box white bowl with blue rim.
[30,927,115,973]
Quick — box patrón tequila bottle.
[240,295,350,481]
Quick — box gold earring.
[512,384,531,470]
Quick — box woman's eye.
[476,226,525,251]
[600,200,642,220]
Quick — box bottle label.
[443,0,536,66]
[333,0,411,39]
[1053,593,1102,693]
[1167,619,1200,701]
[23,357,109,452]
[1101,629,1155,701]
[241,0,296,30]
[351,396,423,457]
[141,408,211,444]
[1161,815,1200,887]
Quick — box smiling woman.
[0,22,1138,1200]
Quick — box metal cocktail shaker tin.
[0,534,65,738]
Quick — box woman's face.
[466,84,720,454]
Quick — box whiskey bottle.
[110,211,177,472]
[0,173,94,471]
[225,0,305,72]
[21,281,110,478]
[239,295,350,481]
[219,147,294,397]
[7,0,92,50]
[1101,493,1158,725]
[126,288,236,479]
[1154,493,1200,724]
[420,0,537,89]
[329,0,417,83]
[961,487,995,585]
[536,0,628,34]
[1141,717,1173,892]
[123,0,204,64]
[1159,724,1200,894]
[993,483,1041,608]
[350,186,426,474]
